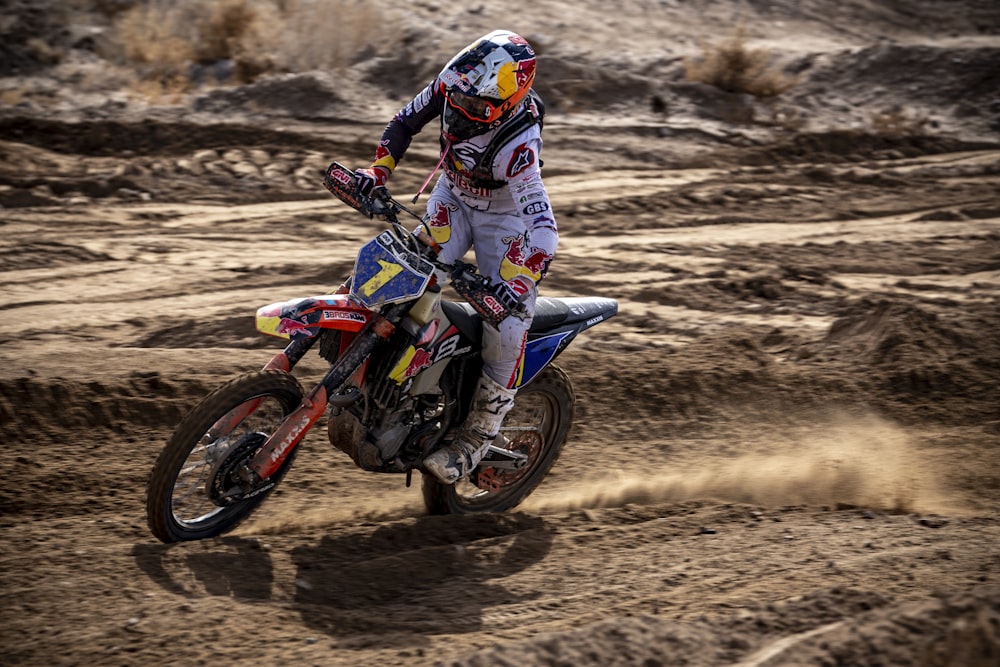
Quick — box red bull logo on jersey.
[424,201,456,244]
[500,233,531,282]
[500,233,552,282]
[502,234,529,266]
[372,141,395,171]
[450,171,492,198]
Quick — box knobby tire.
[422,364,575,514]
[146,370,304,543]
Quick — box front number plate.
[352,232,434,307]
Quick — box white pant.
[421,179,536,389]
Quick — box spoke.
[178,460,210,476]
[168,394,289,526]
[172,468,212,510]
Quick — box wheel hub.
[474,431,543,492]
[208,432,272,506]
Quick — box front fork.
[241,312,400,485]
[203,334,318,444]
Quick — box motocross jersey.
[369,79,558,265]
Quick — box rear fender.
[256,295,372,340]
[519,330,575,388]
[518,298,619,387]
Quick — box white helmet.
[439,30,537,138]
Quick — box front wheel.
[146,370,304,542]
[422,364,575,514]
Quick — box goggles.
[446,90,504,123]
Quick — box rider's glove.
[493,275,535,314]
[354,166,390,196]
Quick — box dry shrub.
[25,37,63,65]
[198,0,258,63]
[115,2,198,96]
[116,0,258,65]
[685,26,797,98]
[870,107,929,136]
[0,88,26,107]
[112,0,391,99]
[250,0,387,73]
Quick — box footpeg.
[479,444,528,470]
[328,386,361,408]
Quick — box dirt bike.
[145,162,618,543]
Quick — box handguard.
[323,161,375,217]
[449,262,527,328]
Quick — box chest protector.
[442,90,545,191]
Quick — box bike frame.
[211,174,619,492]
[248,303,403,481]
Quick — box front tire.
[146,370,304,542]
[422,364,574,514]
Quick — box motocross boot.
[423,373,517,484]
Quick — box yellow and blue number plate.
[351,232,435,308]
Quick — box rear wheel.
[146,370,304,542]
[422,365,574,514]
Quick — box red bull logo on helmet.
[514,58,536,89]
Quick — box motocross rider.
[354,30,558,485]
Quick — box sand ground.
[1,1,999,665]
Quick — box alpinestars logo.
[506,144,535,178]
[481,391,515,416]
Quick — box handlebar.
[322,161,526,325]
[322,161,425,246]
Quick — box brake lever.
[371,186,392,204]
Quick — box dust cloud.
[526,415,954,514]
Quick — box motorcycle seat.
[441,296,616,341]
[532,297,573,330]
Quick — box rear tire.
[422,364,574,514]
[146,370,304,543]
